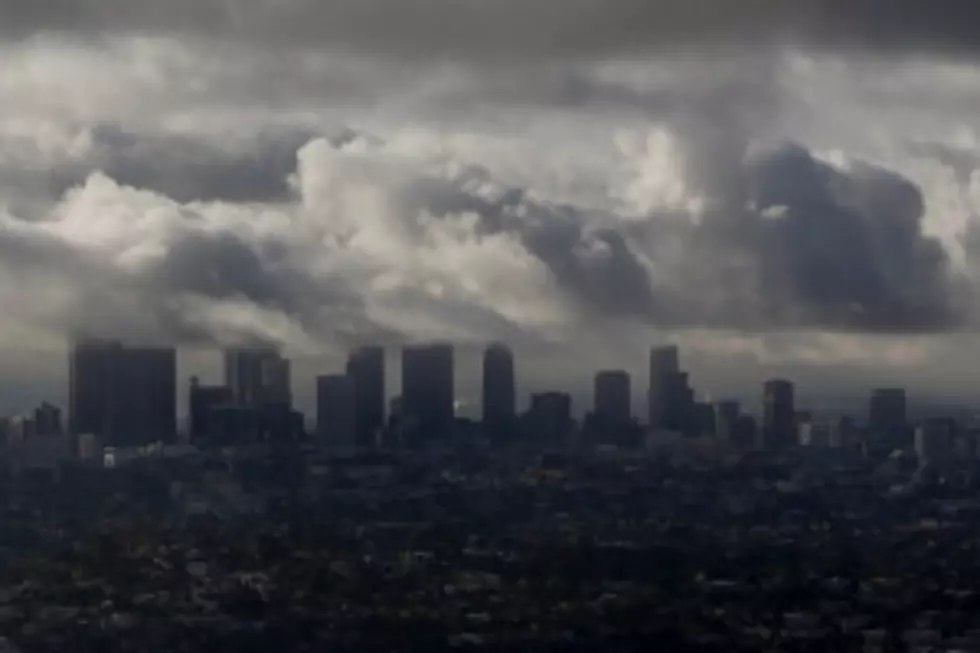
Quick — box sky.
[3,0,980,415]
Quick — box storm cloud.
[3,0,980,60]
[5,1,980,407]
[0,126,970,358]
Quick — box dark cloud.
[3,0,980,60]
[56,125,328,204]
[395,138,965,333]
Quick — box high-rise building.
[33,402,62,437]
[188,377,233,444]
[317,374,356,447]
[111,347,177,446]
[763,379,795,449]
[69,339,118,439]
[223,347,291,408]
[594,370,631,426]
[915,418,955,466]
[528,392,573,445]
[346,346,385,448]
[714,400,741,442]
[648,345,680,428]
[659,371,695,434]
[401,344,455,446]
[868,388,909,452]
[482,343,516,438]
[869,389,907,431]
[69,340,177,447]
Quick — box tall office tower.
[648,345,680,428]
[69,338,119,438]
[915,418,956,466]
[594,370,632,425]
[346,346,385,448]
[401,343,455,446]
[529,392,573,445]
[33,402,62,437]
[223,347,291,408]
[188,376,233,443]
[316,374,356,447]
[714,400,741,442]
[658,371,695,434]
[763,379,796,449]
[482,343,516,439]
[112,347,178,446]
[70,339,177,446]
[868,388,908,451]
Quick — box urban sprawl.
[0,341,977,651]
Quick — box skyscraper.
[594,370,631,426]
[69,338,118,439]
[482,343,516,439]
[660,371,695,434]
[188,376,233,444]
[648,345,680,428]
[223,347,290,408]
[112,347,177,446]
[714,400,741,442]
[69,339,176,447]
[346,346,385,448]
[528,392,573,445]
[763,379,795,449]
[317,374,356,448]
[401,343,455,447]
[868,388,908,451]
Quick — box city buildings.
[763,379,795,449]
[223,348,291,409]
[593,370,631,426]
[648,345,680,429]
[69,339,177,447]
[316,375,356,448]
[346,346,385,448]
[528,392,573,446]
[188,377,233,444]
[482,343,516,440]
[51,337,980,465]
[869,388,910,453]
[401,343,455,447]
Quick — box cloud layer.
[0,123,972,357]
[3,0,980,60]
[5,15,980,404]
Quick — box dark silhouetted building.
[482,343,516,440]
[594,370,631,426]
[401,344,455,447]
[224,347,295,442]
[188,377,233,444]
[528,392,572,446]
[763,379,795,449]
[714,400,741,442]
[33,402,62,437]
[69,339,118,439]
[868,388,910,453]
[346,346,385,448]
[731,414,758,449]
[694,402,716,437]
[660,371,695,435]
[223,347,291,408]
[317,374,356,448]
[648,345,680,428]
[69,340,176,447]
[915,418,956,466]
[112,346,177,446]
